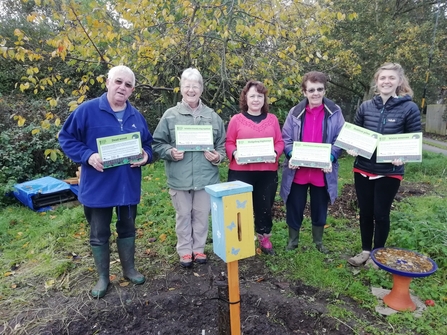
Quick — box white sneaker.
[347,251,370,267]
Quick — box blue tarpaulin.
[13,176,77,212]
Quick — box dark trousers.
[227,170,278,235]
[354,173,401,251]
[84,205,137,246]
[286,183,329,231]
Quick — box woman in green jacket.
[152,68,226,267]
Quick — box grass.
[1,152,447,334]
[423,140,447,150]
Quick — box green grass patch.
[1,154,447,334]
[423,140,447,151]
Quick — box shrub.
[0,123,77,207]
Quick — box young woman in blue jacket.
[347,63,421,268]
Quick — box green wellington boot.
[286,227,300,250]
[312,225,329,254]
[91,244,110,298]
[117,237,145,285]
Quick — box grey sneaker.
[347,252,370,267]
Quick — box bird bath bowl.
[371,247,437,312]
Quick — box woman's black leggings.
[228,169,278,235]
[354,172,401,251]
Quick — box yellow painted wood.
[222,193,255,262]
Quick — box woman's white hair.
[180,68,203,90]
[108,65,135,87]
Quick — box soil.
[1,181,434,335]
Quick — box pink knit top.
[293,104,325,186]
[226,113,284,171]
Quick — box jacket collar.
[292,97,339,118]
[180,99,203,114]
[373,94,412,109]
[99,93,133,115]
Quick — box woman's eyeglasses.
[306,87,325,93]
[182,85,201,91]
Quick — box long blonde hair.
[373,62,414,97]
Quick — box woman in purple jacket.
[280,71,344,253]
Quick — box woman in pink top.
[280,72,344,253]
[226,80,284,255]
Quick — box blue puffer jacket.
[280,97,345,204]
[353,94,421,175]
[59,93,153,207]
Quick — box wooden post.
[216,280,230,335]
[227,260,241,335]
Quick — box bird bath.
[371,247,437,311]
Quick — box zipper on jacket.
[379,107,385,133]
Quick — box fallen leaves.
[44,279,55,290]
[73,227,86,239]
[136,228,144,238]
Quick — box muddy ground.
[1,180,434,335]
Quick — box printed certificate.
[96,132,143,169]
[334,122,380,159]
[175,125,214,151]
[376,132,422,163]
[290,142,331,168]
[236,137,276,163]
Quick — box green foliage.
[0,123,77,207]
[390,198,447,269]
[405,151,447,179]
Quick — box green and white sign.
[236,137,276,163]
[376,132,422,163]
[290,142,331,168]
[334,122,380,159]
[175,125,214,151]
[96,132,143,168]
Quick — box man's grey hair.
[108,65,135,87]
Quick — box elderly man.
[59,65,153,298]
